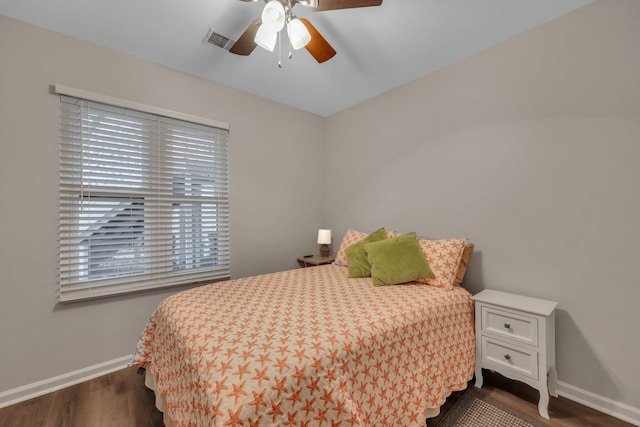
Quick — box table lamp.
[317,229,331,257]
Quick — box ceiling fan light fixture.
[254,24,277,51]
[287,18,311,50]
[262,0,286,32]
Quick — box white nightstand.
[473,289,558,419]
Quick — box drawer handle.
[504,354,511,361]
[504,322,511,329]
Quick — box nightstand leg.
[474,367,483,388]
[538,384,550,419]
[548,366,558,397]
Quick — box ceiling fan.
[229,0,383,63]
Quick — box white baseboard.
[0,355,131,409]
[557,381,640,426]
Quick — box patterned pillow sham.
[454,242,474,286]
[416,238,467,289]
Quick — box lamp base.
[320,244,330,257]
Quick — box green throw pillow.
[364,233,434,286]
[345,227,387,278]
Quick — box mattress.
[132,263,475,426]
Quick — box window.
[57,86,230,302]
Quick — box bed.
[133,232,476,427]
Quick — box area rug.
[435,387,549,427]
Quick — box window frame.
[56,85,230,302]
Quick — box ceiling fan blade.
[308,0,382,11]
[229,18,261,56]
[300,18,336,63]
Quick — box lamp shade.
[254,24,277,51]
[287,18,311,50]
[261,0,286,32]
[317,229,332,245]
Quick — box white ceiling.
[0,0,592,117]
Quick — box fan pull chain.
[277,31,282,68]
[287,22,293,60]
[287,1,293,60]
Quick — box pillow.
[364,233,434,286]
[454,241,474,286]
[345,228,387,278]
[335,228,397,267]
[416,238,467,289]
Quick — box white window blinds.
[58,91,230,302]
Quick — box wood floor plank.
[0,395,52,427]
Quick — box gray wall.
[0,15,325,392]
[325,0,640,409]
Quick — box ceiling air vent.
[203,28,234,50]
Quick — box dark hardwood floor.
[0,367,634,427]
[467,370,635,427]
[0,367,163,427]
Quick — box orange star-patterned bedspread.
[133,264,475,426]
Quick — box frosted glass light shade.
[287,18,311,50]
[262,1,285,31]
[254,24,277,51]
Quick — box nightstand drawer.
[482,306,538,347]
[482,337,538,380]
